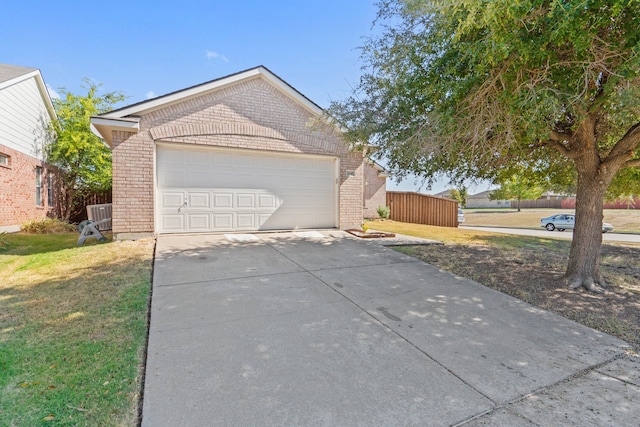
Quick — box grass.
[369,219,640,351]
[0,233,155,426]
[462,208,640,233]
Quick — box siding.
[0,76,53,157]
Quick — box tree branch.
[608,122,640,161]
[541,138,572,158]
[624,158,640,169]
[549,129,572,142]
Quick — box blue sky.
[1,0,490,194]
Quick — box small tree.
[46,80,125,220]
[449,187,467,208]
[489,174,545,212]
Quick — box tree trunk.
[565,169,608,292]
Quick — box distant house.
[0,64,60,232]
[432,189,457,199]
[466,190,511,208]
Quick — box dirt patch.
[395,243,640,351]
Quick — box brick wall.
[363,162,387,219]
[0,143,61,230]
[109,77,364,236]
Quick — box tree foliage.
[47,80,125,220]
[448,187,467,207]
[489,174,545,212]
[331,0,640,291]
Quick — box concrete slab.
[314,262,628,404]
[143,271,491,426]
[153,234,303,286]
[144,232,634,426]
[261,232,419,271]
[504,357,640,426]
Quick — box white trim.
[90,117,141,146]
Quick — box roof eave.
[90,117,140,148]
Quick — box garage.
[91,66,368,238]
[156,143,337,233]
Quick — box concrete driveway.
[142,231,637,426]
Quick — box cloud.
[46,84,60,100]
[206,50,229,63]
[146,91,156,99]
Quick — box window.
[0,153,8,167]
[47,171,54,206]
[36,167,43,206]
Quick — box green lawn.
[0,233,154,426]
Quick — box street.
[460,226,640,243]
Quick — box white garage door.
[156,144,337,233]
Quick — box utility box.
[87,203,112,230]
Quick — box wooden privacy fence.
[386,191,459,227]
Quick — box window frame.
[36,166,43,206]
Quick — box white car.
[458,208,465,224]
[540,214,613,233]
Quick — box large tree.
[47,80,125,220]
[331,0,640,291]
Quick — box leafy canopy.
[48,79,125,193]
[331,0,640,189]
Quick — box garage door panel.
[259,194,277,208]
[162,192,185,209]
[162,215,185,231]
[213,214,233,230]
[188,214,210,230]
[188,192,210,208]
[236,213,256,229]
[157,145,336,233]
[213,193,233,208]
[236,193,256,208]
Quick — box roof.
[91,66,327,146]
[0,63,56,121]
[0,63,37,85]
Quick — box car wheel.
[545,223,555,231]
[558,228,565,232]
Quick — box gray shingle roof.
[0,63,37,84]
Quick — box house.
[0,64,60,232]
[466,190,511,208]
[91,66,378,238]
[432,189,456,199]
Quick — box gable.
[0,71,56,158]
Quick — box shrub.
[21,218,76,234]
[377,205,391,219]
[0,232,11,251]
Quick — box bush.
[377,205,391,219]
[0,232,11,251]
[21,218,76,234]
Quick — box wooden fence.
[511,199,563,209]
[386,191,459,227]
[69,190,113,224]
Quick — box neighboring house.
[363,160,388,219]
[0,64,60,232]
[432,189,456,199]
[466,190,512,208]
[91,66,372,238]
